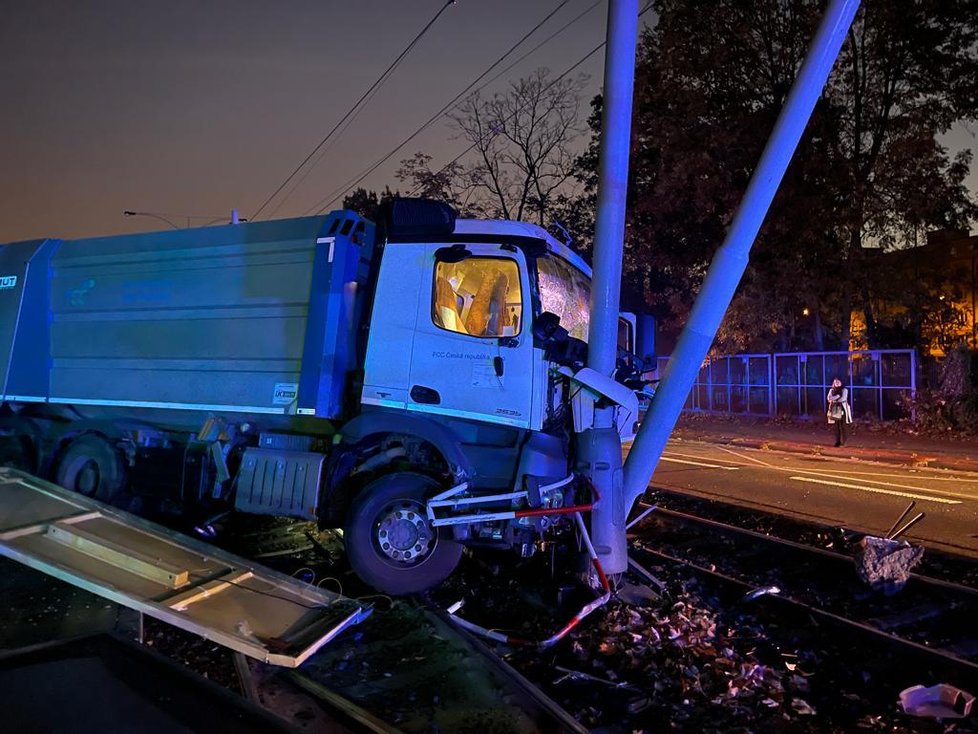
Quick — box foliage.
[905,348,978,434]
[576,0,978,352]
[393,153,484,217]
[341,186,399,221]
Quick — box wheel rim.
[77,460,100,495]
[374,498,435,566]
[64,456,101,497]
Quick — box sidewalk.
[670,414,978,473]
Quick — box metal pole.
[622,0,862,511]
[581,0,639,578]
[971,242,978,350]
[588,0,638,377]
[911,348,917,423]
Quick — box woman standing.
[826,378,852,447]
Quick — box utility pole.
[582,0,639,579]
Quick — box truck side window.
[432,258,522,338]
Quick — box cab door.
[407,243,533,429]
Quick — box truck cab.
[340,201,639,593]
[363,214,592,436]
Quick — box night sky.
[1,1,973,243]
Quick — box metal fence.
[657,349,917,421]
[657,353,773,417]
[773,350,916,421]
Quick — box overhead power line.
[407,2,655,199]
[251,0,457,221]
[408,43,604,198]
[469,1,602,109]
[316,1,654,214]
[302,0,577,216]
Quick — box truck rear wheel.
[55,435,128,505]
[344,472,462,595]
[0,435,36,474]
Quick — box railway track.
[287,597,587,734]
[1,511,586,733]
[630,501,978,679]
[147,505,978,732]
[16,497,978,731]
[213,517,587,733]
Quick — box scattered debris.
[791,697,817,715]
[899,684,975,720]
[854,536,924,595]
[616,580,660,606]
[627,557,668,592]
[890,512,925,541]
[884,501,916,539]
[553,665,637,689]
[742,585,781,602]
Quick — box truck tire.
[55,435,128,505]
[344,472,462,595]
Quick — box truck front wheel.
[344,472,462,595]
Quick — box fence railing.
[656,349,917,421]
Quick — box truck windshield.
[536,254,591,342]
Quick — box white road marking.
[788,471,978,501]
[714,445,777,468]
[656,441,978,500]
[668,442,978,488]
[812,467,978,483]
[665,450,745,466]
[660,455,740,471]
[789,476,962,505]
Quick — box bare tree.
[397,68,588,226]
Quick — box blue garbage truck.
[0,199,651,593]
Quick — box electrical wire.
[407,1,655,198]
[462,1,603,115]
[251,0,457,221]
[406,40,606,200]
[301,0,578,216]
[317,576,344,597]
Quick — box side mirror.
[533,311,586,368]
[434,244,471,263]
[636,313,657,368]
[533,311,562,342]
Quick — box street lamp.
[123,210,247,228]
[123,210,180,229]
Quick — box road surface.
[633,438,978,557]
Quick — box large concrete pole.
[582,0,639,578]
[622,0,862,512]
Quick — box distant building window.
[432,258,522,338]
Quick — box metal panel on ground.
[0,468,368,667]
